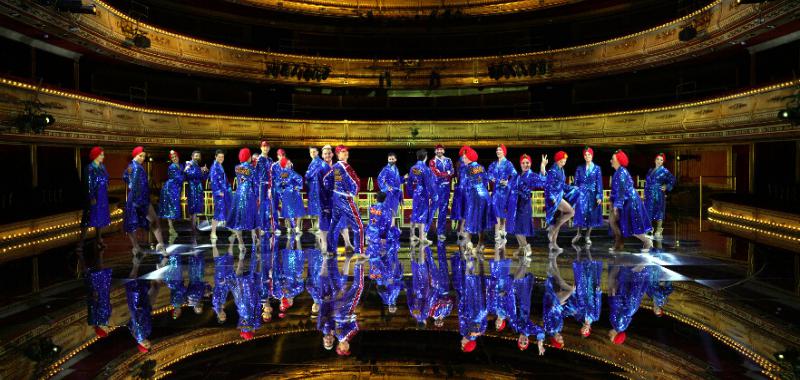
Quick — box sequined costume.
[318,161,335,232]
[210,161,231,222]
[158,162,184,220]
[510,274,545,341]
[450,162,467,221]
[488,158,518,219]
[366,201,394,279]
[430,156,454,235]
[571,259,603,326]
[305,156,327,216]
[324,161,364,254]
[331,262,365,344]
[256,154,275,231]
[164,255,187,311]
[544,165,576,226]
[184,161,207,215]
[406,259,431,325]
[86,268,112,327]
[186,254,207,308]
[259,234,279,302]
[228,161,257,231]
[486,259,515,322]
[305,249,325,306]
[270,161,282,226]
[646,265,673,309]
[123,160,150,232]
[542,275,577,337]
[125,279,153,344]
[277,244,306,301]
[506,170,546,236]
[572,163,604,228]
[82,162,111,228]
[610,167,652,236]
[378,163,403,216]
[458,259,488,341]
[406,160,437,225]
[644,166,676,222]
[426,244,454,321]
[462,161,493,234]
[232,270,262,334]
[276,166,306,220]
[450,251,465,297]
[212,254,234,317]
[315,255,344,336]
[608,265,649,333]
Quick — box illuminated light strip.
[0,216,124,254]
[1,77,796,124]
[0,210,124,241]
[707,217,800,243]
[707,207,800,232]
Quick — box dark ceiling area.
[102,0,713,58]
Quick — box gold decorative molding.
[0,77,798,147]
[1,0,798,88]
[708,200,800,253]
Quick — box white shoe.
[410,236,420,246]
[294,226,301,234]
[585,238,592,246]
[210,232,218,240]
[438,234,446,241]
[641,238,653,253]
[523,244,532,257]
[571,233,581,245]
[549,243,563,254]
[155,243,166,254]
[421,238,433,246]
[274,229,282,236]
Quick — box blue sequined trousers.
[86,268,112,326]
[125,279,153,343]
[430,157,454,235]
[644,166,676,222]
[228,162,257,231]
[610,167,652,236]
[123,161,150,233]
[159,163,184,220]
[572,163,604,228]
[488,158,517,219]
[255,156,275,231]
[83,163,111,228]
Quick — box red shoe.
[93,326,108,338]
[496,319,506,332]
[280,298,292,312]
[137,343,150,353]
[240,331,254,340]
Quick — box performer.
[427,243,453,328]
[212,248,234,324]
[458,250,488,353]
[406,244,431,328]
[86,265,112,338]
[571,246,602,338]
[571,147,604,246]
[377,152,402,220]
[429,144,454,240]
[366,192,392,278]
[459,146,492,255]
[228,148,258,256]
[305,147,326,230]
[256,141,275,235]
[488,144,518,248]
[486,258,514,333]
[276,158,306,233]
[125,279,154,353]
[163,254,187,319]
[542,253,576,350]
[186,253,207,314]
[270,149,287,234]
[316,145,335,252]
[332,256,367,356]
[609,150,653,252]
[158,150,184,236]
[509,256,546,355]
[124,146,166,255]
[406,149,436,246]
[607,261,650,345]
[324,145,364,257]
[544,151,576,253]
[78,146,111,253]
[210,150,231,240]
[185,151,209,231]
[232,266,262,340]
[366,194,403,313]
[451,148,468,246]
[507,154,547,258]
[645,153,676,240]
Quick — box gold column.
[30,144,37,188]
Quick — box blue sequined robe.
[608,265,649,333]
[305,157,327,216]
[450,163,467,221]
[86,268,112,327]
[232,270,262,333]
[644,166,676,222]
[212,255,234,316]
[83,162,111,228]
[184,161,207,215]
[544,165,576,226]
[228,162,257,231]
[510,274,545,341]
[406,160,437,225]
[255,155,274,231]
[366,201,393,279]
[572,163,604,228]
[164,255,187,310]
[542,276,577,337]
[426,243,453,320]
[123,160,150,233]
[507,170,546,236]
[158,163,184,220]
[406,260,431,324]
[430,157,454,235]
[486,259,514,321]
[125,279,153,344]
[462,161,493,234]
[378,163,403,216]
[571,260,603,325]
[276,166,306,219]
[610,167,652,236]
[488,158,518,219]
[458,262,488,341]
[210,161,231,222]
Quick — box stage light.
[56,0,96,14]
[778,108,799,123]
[679,25,697,41]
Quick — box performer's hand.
[541,154,548,166]
[596,199,602,205]
[537,340,545,356]
[661,185,667,191]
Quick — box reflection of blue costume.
[646,265,673,309]
[510,274,545,341]
[186,254,207,307]
[378,163,403,216]
[256,155,275,231]
[450,163,467,221]
[332,263,365,343]
[458,258,487,341]
[305,156,326,216]
[123,160,150,232]
[276,166,306,220]
[571,260,602,325]
[426,244,453,321]
[462,161,492,234]
[488,159,517,219]
[212,255,234,316]
[486,259,514,321]
[406,160,436,225]
[507,170,546,236]
[232,271,262,333]
[430,156,454,235]
[184,161,207,215]
[164,255,187,310]
[315,255,344,336]
[610,167,652,236]
[125,279,153,344]
[270,162,282,226]
[572,163,604,228]
[259,234,279,302]
[644,166,676,222]
[542,275,576,337]
[83,162,111,228]
[406,260,431,324]
[366,201,393,278]
[324,161,363,254]
[318,162,334,232]
[544,165,576,226]
[374,224,403,309]
[228,162,257,231]
[86,268,112,327]
[608,265,649,333]
[159,163,184,220]
[210,161,231,222]
[277,246,306,300]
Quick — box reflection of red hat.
[465,148,478,162]
[239,148,251,163]
[89,146,103,161]
[435,144,444,150]
[336,346,351,356]
[169,149,179,160]
[554,151,567,162]
[131,146,144,158]
[517,338,529,351]
[519,154,531,165]
[462,340,477,353]
[93,326,108,338]
[136,343,149,353]
[276,148,286,156]
[240,330,254,340]
[656,152,666,161]
[583,146,594,156]
[498,144,507,156]
[280,157,289,168]
[613,331,626,345]
[582,327,592,337]
[550,337,564,349]
[615,150,629,167]
[260,140,270,147]
[335,145,348,155]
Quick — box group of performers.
[79,142,676,355]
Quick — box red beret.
[550,336,564,349]
[656,152,666,161]
[615,150,629,167]
[335,145,348,155]
[497,144,507,156]
[554,151,568,162]
[613,331,627,345]
[136,343,149,353]
[582,327,592,338]
[131,146,144,158]
[519,154,531,165]
[462,340,477,353]
[89,146,103,161]
[583,147,594,156]
[435,144,445,150]
[280,157,289,168]
[169,150,179,160]
[260,140,270,147]
[465,148,478,162]
[238,148,251,163]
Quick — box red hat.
[613,331,627,345]
[462,340,477,353]
[169,149,179,160]
[615,150,629,167]
[465,148,478,162]
[435,144,445,150]
[335,145,348,155]
[554,151,568,162]
[583,146,594,156]
[336,346,351,356]
[136,342,150,353]
[280,157,289,168]
[459,146,468,157]
[497,144,507,156]
[519,154,531,165]
[238,148,251,163]
[260,140,270,147]
[89,146,104,161]
[549,337,564,349]
[656,152,666,161]
[582,327,592,338]
[131,146,144,158]
[240,330,254,340]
